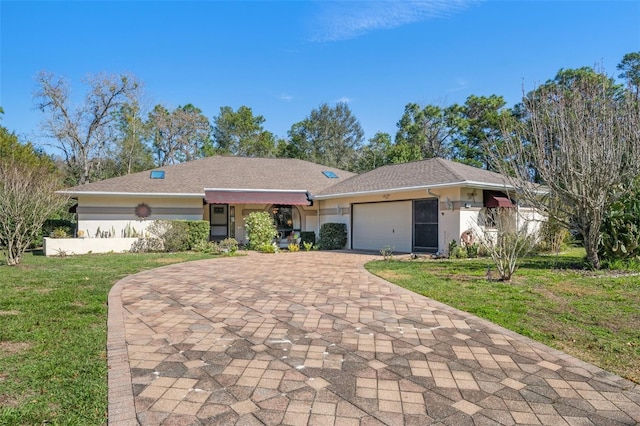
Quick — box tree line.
[30,52,639,188]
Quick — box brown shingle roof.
[315,158,510,197]
[62,156,356,196]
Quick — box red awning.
[204,190,311,205]
[484,193,515,208]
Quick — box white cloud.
[279,93,293,102]
[311,0,481,42]
[449,78,469,92]
[337,96,352,103]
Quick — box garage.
[352,201,412,253]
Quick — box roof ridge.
[435,157,467,182]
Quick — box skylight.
[150,170,165,179]
[322,170,338,178]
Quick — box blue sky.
[1,1,639,151]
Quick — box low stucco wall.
[43,237,139,256]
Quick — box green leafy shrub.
[145,220,210,252]
[192,240,216,254]
[36,219,74,246]
[318,223,347,250]
[599,184,640,262]
[219,238,239,254]
[50,227,68,238]
[245,212,278,250]
[257,242,278,253]
[129,237,164,253]
[465,243,479,258]
[288,243,300,252]
[448,240,466,259]
[300,231,316,246]
[185,220,209,249]
[302,241,314,251]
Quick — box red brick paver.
[108,252,640,425]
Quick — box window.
[322,170,338,178]
[150,170,165,179]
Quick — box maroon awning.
[484,193,515,208]
[204,190,311,205]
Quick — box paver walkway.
[108,252,640,425]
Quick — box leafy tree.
[617,51,640,93]
[212,106,276,157]
[491,66,640,269]
[0,124,68,265]
[112,102,154,175]
[148,104,211,166]
[453,95,512,169]
[35,71,141,185]
[395,103,462,160]
[284,102,364,170]
[354,132,393,172]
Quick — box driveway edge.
[107,277,138,425]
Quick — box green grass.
[0,251,212,425]
[366,248,640,384]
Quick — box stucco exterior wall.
[43,237,139,256]
[318,187,464,253]
[76,195,204,238]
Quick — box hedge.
[318,223,347,250]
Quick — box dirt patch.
[0,393,18,408]
[155,258,187,264]
[0,341,31,355]
[0,310,20,316]
[70,301,87,308]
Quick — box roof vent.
[150,170,165,179]
[322,170,338,178]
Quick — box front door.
[210,204,228,241]
[413,199,438,253]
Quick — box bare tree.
[0,160,69,265]
[473,208,538,281]
[148,104,211,166]
[35,71,141,185]
[491,67,640,269]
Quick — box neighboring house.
[59,156,541,254]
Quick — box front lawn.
[366,248,640,384]
[0,251,212,425]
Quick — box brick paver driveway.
[108,252,640,425]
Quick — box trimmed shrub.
[245,212,278,250]
[185,220,210,249]
[145,220,210,252]
[300,231,316,246]
[318,223,347,250]
[162,221,190,252]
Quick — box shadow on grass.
[519,254,588,271]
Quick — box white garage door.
[352,201,412,253]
